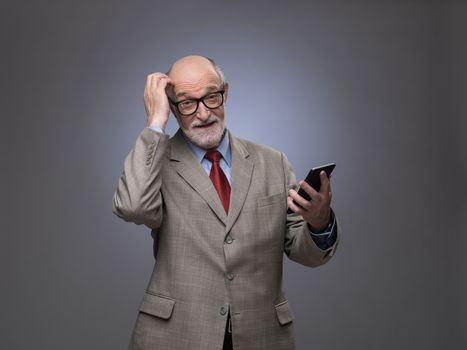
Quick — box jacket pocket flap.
[139,291,175,320]
[257,192,285,207]
[275,300,294,325]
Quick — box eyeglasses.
[169,90,225,117]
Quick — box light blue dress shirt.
[147,125,336,249]
[183,129,232,184]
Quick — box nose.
[195,102,211,121]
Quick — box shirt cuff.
[307,209,337,250]
[147,125,165,134]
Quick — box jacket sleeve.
[112,127,169,229]
[281,152,341,267]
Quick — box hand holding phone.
[287,163,336,214]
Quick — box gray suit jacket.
[112,127,340,350]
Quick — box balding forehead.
[172,74,221,99]
[168,59,221,98]
[168,56,217,80]
[172,55,212,68]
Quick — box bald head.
[164,55,228,150]
[167,55,225,97]
[168,55,213,77]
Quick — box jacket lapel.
[225,133,254,234]
[169,129,227,225]
[168,129,254,231]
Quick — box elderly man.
[112,55,339,350]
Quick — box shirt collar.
[183,129,232,166]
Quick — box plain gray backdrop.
[1,0,466,349]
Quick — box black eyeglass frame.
[169,89,225,117]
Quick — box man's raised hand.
[144,73,173,129]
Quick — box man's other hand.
[144,72,173,129]
[287,170,332,232]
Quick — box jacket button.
[225,235,233,244]
[227,273,234,281]
[220,306,227,315]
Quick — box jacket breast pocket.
[275,299,294,326]
[257,191,285,207]
[138,290,175,320]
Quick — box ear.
[223,82,229,104]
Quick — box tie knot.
[204,150,222,163]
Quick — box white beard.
[180,115,226,149]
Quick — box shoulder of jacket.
[235,137,283,160]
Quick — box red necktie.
[204,150,231,213]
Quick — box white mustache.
[191,116,218,128]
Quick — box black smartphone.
[287,163,336,214]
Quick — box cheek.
[214,109,225,122]
[179,117,192,129]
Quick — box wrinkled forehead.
[168,62,222,99]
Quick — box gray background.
[1,0,466,349]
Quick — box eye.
[205,93,219,101]
[179,100,196,107]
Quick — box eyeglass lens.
[177,92,223,116]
